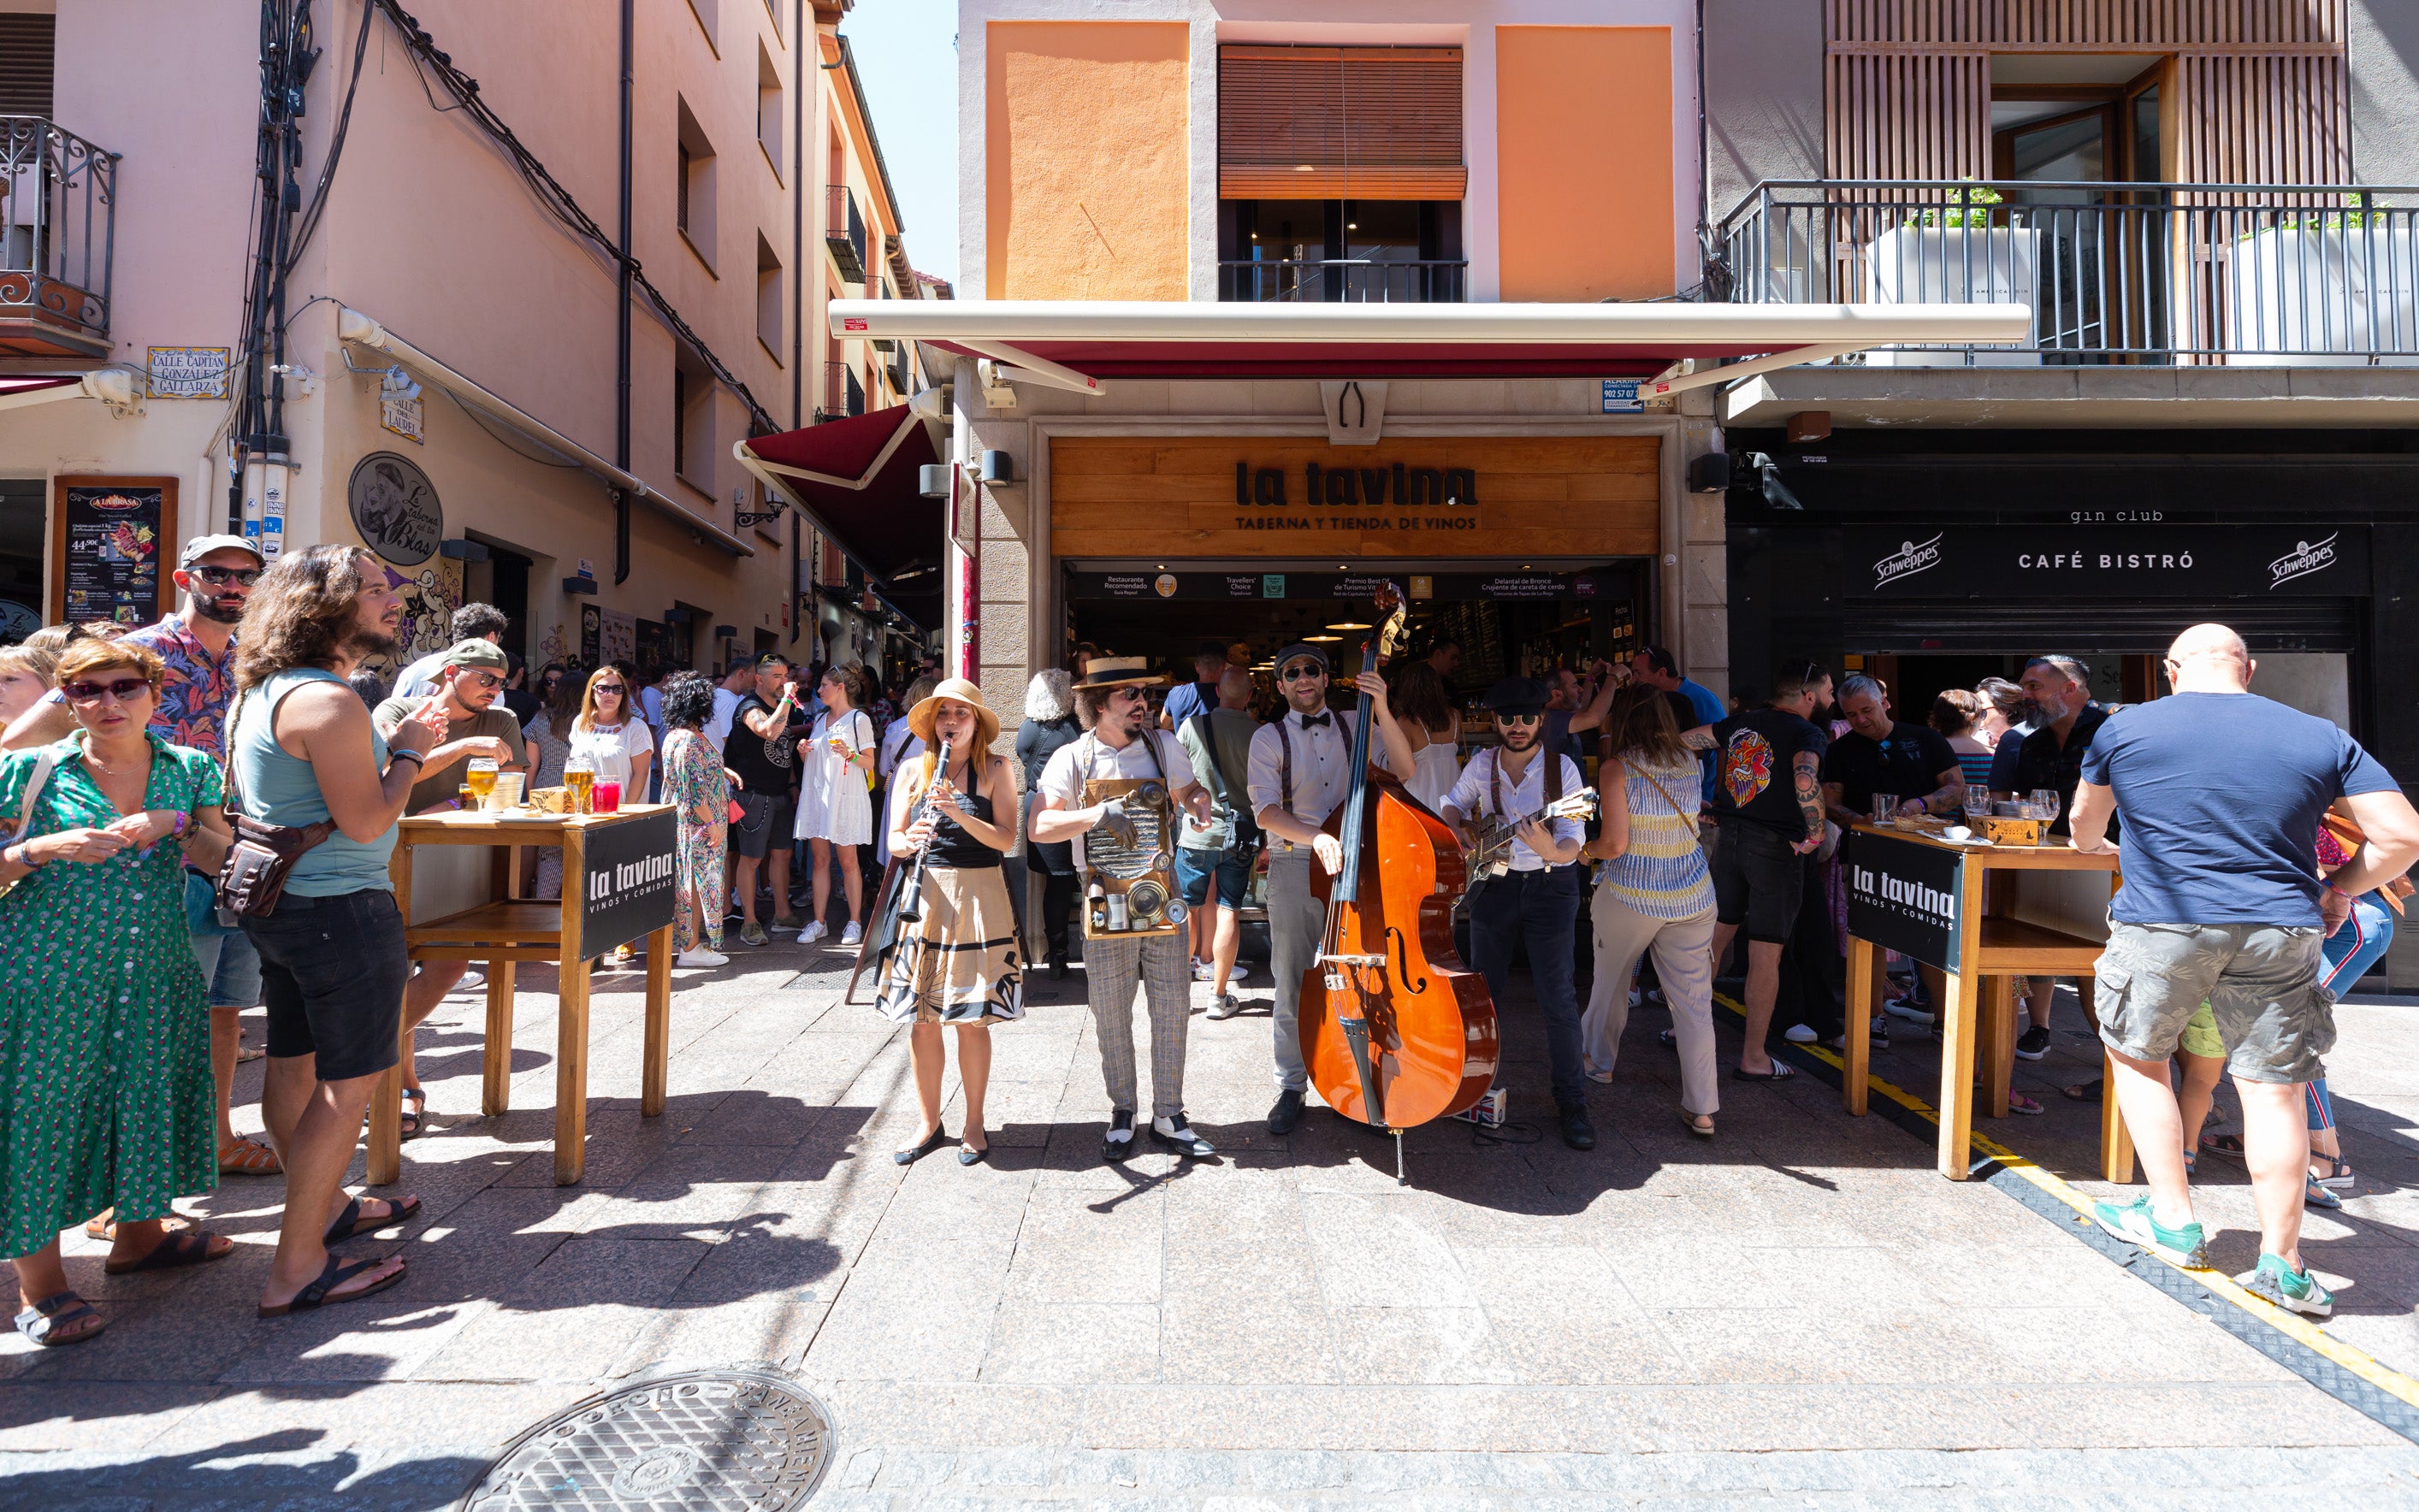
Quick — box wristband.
[2327,881,2354,899]
[392,749,426,768]
[169,811,189,839]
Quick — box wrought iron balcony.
[1218,257,1466,304]
[819,359,863,420]
[825,184,866,284]
[2,116,116,359]
[1718,179,2419,365]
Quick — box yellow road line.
[1712,990,2419,1410]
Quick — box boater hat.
[1072,655,1168,690]
[908,676,1001,752]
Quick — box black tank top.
[926,770,1001,869]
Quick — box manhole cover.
[459,1366,835,1509]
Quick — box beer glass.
[564,753,596,814]
[464,757,499,805]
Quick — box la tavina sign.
[575,809,678,960]
[1845,830,1964,972]
[1844,524,2369,599]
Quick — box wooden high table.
[1839,822,2123,1180]
[368,803,678,1187]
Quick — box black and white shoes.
[1102,1109,1137,1163]
[1150,1113,1216,1158]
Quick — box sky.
[842,0,962,288]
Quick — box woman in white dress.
[569,665,655,803]
[1389,660,1462,812]
[793,662,878,945]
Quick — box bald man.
[2070,623,2419,1318]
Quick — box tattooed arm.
[1679,724,1717,751]
[1792,751,1825,854]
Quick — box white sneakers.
[840,921,863,947]
[800,920,828,944]
[1191,958,1215,982]
[675,948,729,968]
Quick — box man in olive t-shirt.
[371,638,529,815]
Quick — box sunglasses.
[62,677,153,705]
[1497,712,1542,726]
[594,683,625,694]
[459,672,503,690]
[1280,664,1325,682]
[186,565,260,587]
[1109,687,1148,704]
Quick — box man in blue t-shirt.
[2070,624,2419,1316]
[1629,645,1728,804]
[1157,641,1228,734]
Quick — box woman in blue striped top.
[1930,689,1997,802]
[1578,686,1721,1137]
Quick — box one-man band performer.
[875,679,1024,1169]
[1440,676,1595,1150]
[1030,657,1219,1162]
[1247,641,1415,1136]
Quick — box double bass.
[1298,584,1499,1180]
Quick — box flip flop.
[1730,1062,1796,1083]
[325,1194,421,1246]
[2061,1078,2104,1102]
[14,1291,105,1347]
[2305,1174,2344,1210]
[257,1254,407,1318]
[2201,1132,2247,1161]
[1680,1109,1715,1138]
[104,1228,232,1275]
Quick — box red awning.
[736,405,945,624]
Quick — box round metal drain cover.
[460,1366,835,1509]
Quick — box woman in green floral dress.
[0,640,235,1346]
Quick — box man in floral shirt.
[124,535,280,1179]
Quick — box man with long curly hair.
[228,546,445,1316]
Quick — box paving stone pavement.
[8,920,2419,1509]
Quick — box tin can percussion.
[1081,777,1186,939]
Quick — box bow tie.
[1298,712,1331,729]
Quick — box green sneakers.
[2092,1195,2211,1269]
[2239,1253,2334,1319]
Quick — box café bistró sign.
[1843,523,2369,599]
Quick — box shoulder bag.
[0,743,68,901]
[213,685,340,918]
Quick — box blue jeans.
[186,871,263,1008]
[1468,865,1586,1110]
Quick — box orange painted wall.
[1495,27,1675,302]
[986,21,1191,300]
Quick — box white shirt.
[704,686,742,747]
[879,718,920,781]
[567,718,654,790]
[1246,709,1361,857]
[1442,747,1586,871]
[1037,728,1197,872]
[391,647,448,701]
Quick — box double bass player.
[1247,641,1415,1137]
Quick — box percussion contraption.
[1082,777,1186,938]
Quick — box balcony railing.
[819,359,863,421]
[1718,180,2419,365]
[1218,258,1466,304]
[2,116,116,358]
[825,184,866,284]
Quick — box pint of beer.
[564,754,596,813]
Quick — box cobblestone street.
[7,932,2419,1508]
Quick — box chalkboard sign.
[51,476,176,629]
[1845,830,1965,973]
[576,807,678,960]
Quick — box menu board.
[53,477,175,629]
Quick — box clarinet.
[893,736,955,924]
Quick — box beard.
[347,625,400,661]
[192,595,245,625]
[1499,725,1539,752]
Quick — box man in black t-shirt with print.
[1706,661,1832,1080]
[724,653,807,945]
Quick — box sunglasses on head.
[186,565,260,587]
[62,677,152,705]
[1280,664,1325,682]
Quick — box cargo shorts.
[2093,920,2331,1084]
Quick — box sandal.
[235,1043,265,1064]
[2008,1092,2046,1115]
[2312,1155,2357,1190]
[218,1136,282,1177]
[2304,1173,2344,1210]
[257,1254,407,1318]
[1681,1109,1715,1138]
[399,1086,427,1141]
[2061,1078,2103,1102]
[2201,1132,2246,1161]
[104,1228,233,1275]
[81,1210,193,1243]
[324,1193,422,1246]
[1730,1062,1795,1083]
[14,1291,105,1348]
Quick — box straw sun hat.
[1071,655,1168,690]
[907,676,1001,750]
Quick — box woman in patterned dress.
[1577,684,1721,1137]
[0,640,237,1345]
[659,674,734,968]
[874,680,1023,1167]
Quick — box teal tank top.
[230,667,396,896]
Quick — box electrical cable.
[370,0,778,435]
[287,0,373,263]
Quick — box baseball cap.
[441,638,512,673]
[178,534,265,570]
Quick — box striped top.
[1600,753,1714,921]
[1951,737,1996,796]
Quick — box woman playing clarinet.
[875,678,1025,1167]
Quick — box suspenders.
[1482,745,1564,818]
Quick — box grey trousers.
[1085,931,1192,1118]
[1266,853,1322,1093]
[1582,889,1721,1118]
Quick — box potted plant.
[1866,182,2040,367]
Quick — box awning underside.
[923,338,1771,380]
[739,405,946,623]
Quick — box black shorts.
[243,888,411,1083]
[1711,820,1806,945]
[731,790,793,859]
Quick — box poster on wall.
[347,452,444,566]
[599,608,637,669]
[580,604,601,666]
[634,617,669,674]
[52,477,175,629]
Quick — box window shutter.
[1219,45,1465,201]
[0,15,56,117]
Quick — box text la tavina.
[1235,460,1478,511]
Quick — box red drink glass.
[593,779,623,813]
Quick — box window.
[677,98,718,268]
[1217,45,1466,199]
[1218,198,1464,302]
[757,41,784,177]
[673,348,714,495]
[686,0,718,55]
[756,233,784,361]
[0,15,56,116]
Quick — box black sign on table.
[57,481,171,628]
[1842,523,2369,599]
[577,809,678,960]
[1845,830,1964,973]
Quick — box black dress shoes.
[1102,1108,1137,1163]
[1267,1089,1305,1136]
[894,1125,951,1166]
[1149,1112,1216,1158]
[1047,952,1069,980]
[1558,1103,1597,1151]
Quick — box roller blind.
[0,15,55,117]
[1219,45,1466,201]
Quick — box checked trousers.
[1085,932,1192,1119]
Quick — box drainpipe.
[613,0,635,586]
